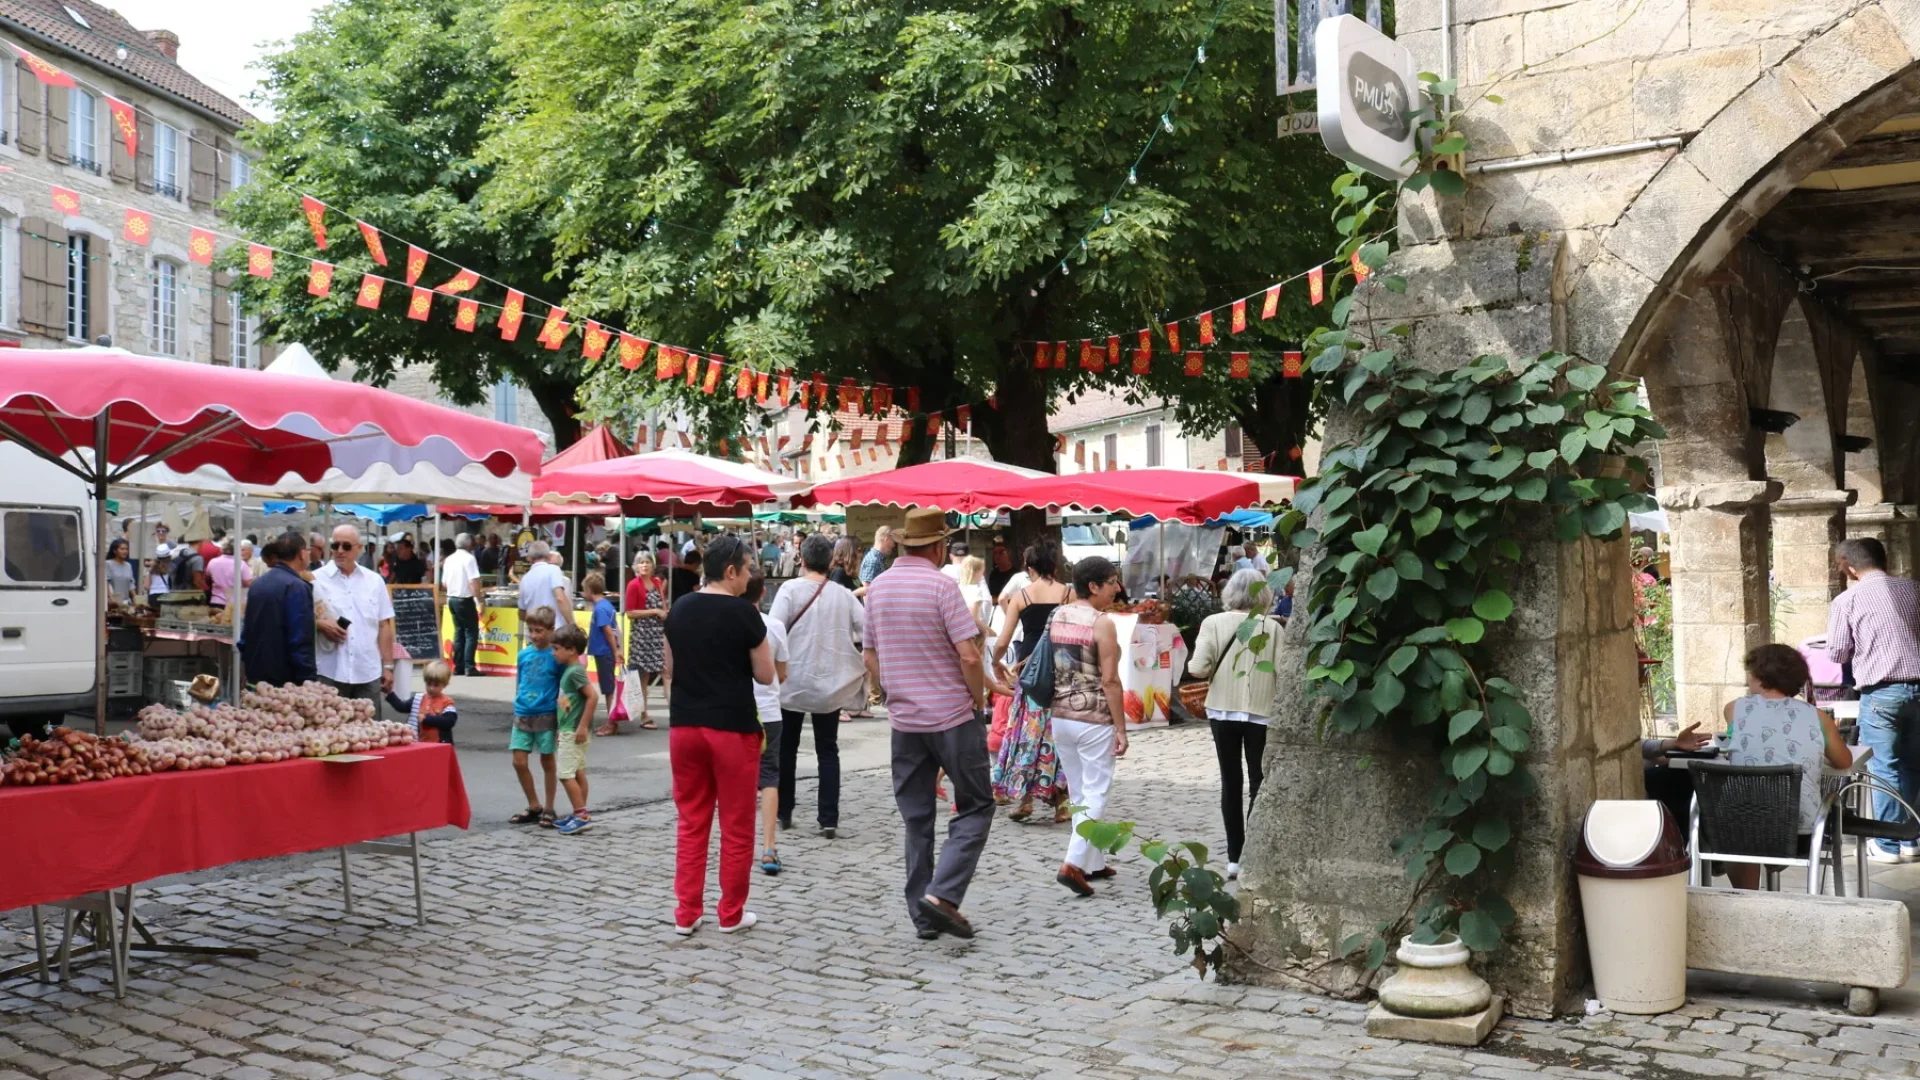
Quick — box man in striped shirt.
[865,509,991,940]
[1828,537,1920,860]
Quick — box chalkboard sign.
[390,586,441,661]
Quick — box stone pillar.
[1770,490,1853,647]
[1848,503,1920,579]
[1661,481,1782,733]
[1231,530,1641,1019]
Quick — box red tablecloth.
[0,743,469,911]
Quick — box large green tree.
[224,0,587,445]
[483,0,1342,469]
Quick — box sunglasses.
[331,541,357,551]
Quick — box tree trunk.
[981,357,1057,557]
[1234,374,1314,477]
[527,373,583,449]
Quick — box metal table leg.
[30,905,47,983]
[339,847,355,916]
[410,832,424,928]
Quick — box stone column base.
[1366,998,1505,1046]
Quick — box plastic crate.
[107,669,142,697]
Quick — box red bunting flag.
[434,268,479,295]
[702,358,723,394]
[454,299,478,331]
[1351,249,1370,282]
[306,261,334,298]
[873,385,893,414]
[106,95,137,158]
[777,372,793,403]
[7,43,74,87]
[653,342,676,379]
[406,287,432,322]
[406,246,428,287]
[1079,339,1094,370]
[581,322,610,362]
[1288,445,1304,461]
[1282,350,1303,378]
[1231,299,1247,334]
[357,221,388,266]
[355,274,384,309]
[850,425,864,451]
[1262,283,1282,319]
[121,209,151,246]
[247,244,274,279]
[620,334,651,371]
[907,387,921,413]
[185,229,217,267]
[1033,342,1049,370]
[1052,341,1068,369]
[536,306,567,347]
[840,379,863,414]
[1106,335,1121,368]
[49,186,81,216]
[1183,350,1204,377]
[685,352,701,387]
[1131,335,1152,375]
[956,405,971,428]
[1308,266,1325,305]
[300,196,328,250]
[1229,351,1252,379]
[812,373,829,408]
[541,322,571,351]
[497,290,525,340]
[735,368,755,400]
[927,412,942,441]
[1165,322,1181,352]
[1198,311,1215,345]
[755,370,769,402]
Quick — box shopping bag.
[607,673,630,726]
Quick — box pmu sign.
[1315,15,1420,180]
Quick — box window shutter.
[211,271,231,365]
[46,86,67,165]
[134,113,153,191]
[188,128,215,210]
[19,217,65,336]
[15,65,39,155]
[213,135,231,205]
[84,237,107,343]
[109,109,134,183]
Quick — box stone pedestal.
[1847,503,1920,580]
[1661,481,1782,734]
[1770,490,1854,647]
[1229,532,1641,1019]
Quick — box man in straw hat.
[863,508,993,940]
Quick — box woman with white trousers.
[1046,555,1130,897]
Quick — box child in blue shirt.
[510,606,563,827]
[584,573,623,735]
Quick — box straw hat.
[897,507,959,548]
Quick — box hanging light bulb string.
[1037,0,1233,294]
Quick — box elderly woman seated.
[1716,644,1853,890]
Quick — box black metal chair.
[1811,773,1920,897]
[1689,762,1842,893]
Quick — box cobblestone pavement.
[5,726,1920,1079]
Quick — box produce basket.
[1178,680,1210,716]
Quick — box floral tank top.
[1728,694,1825,833]
[1047,604,1111,724]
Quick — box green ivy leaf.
[1446,616,1485,644]
[1429,168,1466,196]
[1371,672,1406,713]
[1513,476,1548,502]
[1353,524,1389,556]
[1457,909,1502,952]
[1525,402,1565,424]
[1472,818,1512,851]
[1332,596,1358,623]
[1367,567,1400,601]
[1410,506,1443,538]
[1360,349,1396,373]
[1394,551,1424,580]
[1461,394,1491,426]
[1486,746,1515,776]
[1332,295,1355,328]
[1559,427,1588,464]
[1444,842,1483,876]
[1329,659,1356,685]
[1448,709,1483,742]
[1383,275,1408,293]
[1387,644,1419,675]
[1565,364,1608,391]
[1398,408,1429,428]
[1472,591,1514,622]
[1492,726,1531,752]
[1525,449,1559,470]
[1554,509,1583,542]
[1359,240,1392,268]
[1365,936,1389,970]
[1583,500,1626,537]
[1142,840,1170,863]
[1478,893,1516,926]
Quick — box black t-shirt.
[987,566,1015,599]
[664,591,767,733]
[389,554,427,585]
[827,567,856,590]
[477,547,501,575]
[670,566,701,599]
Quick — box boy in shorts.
[509,607,562,826]
[743,571,790,873]
[551,624,599,835]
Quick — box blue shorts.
[510,726,557,755]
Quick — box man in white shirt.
[518,540,572,646]
[941,540,969,583]
[442,533,482,677]
[313,524,397,712]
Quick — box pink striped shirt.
[864,554,981,732]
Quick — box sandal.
[640,717,658,730]
[539,809,558,828]
[593,725,618,737]
[760,849,782,875]
[509,808,542,825]
[1053,803,1073,825]
[1008,799,1033,823]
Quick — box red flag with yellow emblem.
[1308,266,1324,305]
[7,43,73,87]
[188,229,216,266]
[1262,283,1282,319]
[735,367,754,400]
[404,246,427,287]
[1197,311,1215,345]
[618,335,651,371]
[357,221,388,266]
[1282,350,1303,378]
[49,186,81,216]
[355,274,384,309]
[1351,249,1370,282]
[247,244,274,279]
[702,358,723,394]
[1164,322,1181,352]
[434,268,479,295]
[497,290,525,340]
[777,371,793,403]
[406,287,432,322]
[300,196,328,250]
[1132,329,1152,375]
[106,96,137,157]
[1034,341,1049,370]
[1229,351,1251,379]
[536,306,567,347]
[581,322,610,362]
[755,371,770,403]
[454,299,478,331]
[121,209,151,246]
[1106,336,1120,369]
[1183,351,1204,377]
[306,261,334,298]
[1231,299,1247,334]
[686,353,702,388]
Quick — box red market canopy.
[796,459,1050,512]
[439,424,634,519]
[536,449,812,516]
[976,468,1299,525]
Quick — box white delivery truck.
[0,442,96,734]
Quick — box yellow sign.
[440,603,623,677]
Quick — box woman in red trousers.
[663,534,775,935]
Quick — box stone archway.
[1765,300,1850,647]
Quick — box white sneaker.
[719,912,758,934]
[675,916,704,937]
[1226,862,1241,880]
[1867,846,1906,865]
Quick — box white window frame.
[228,292,259,367]
[148,258,179,357]
[1145,423,1163,467]
[230,152,253,190]
[69,88,98,172]
[493,378,518,424]
[65,232,89,342]
[155,123,182,199]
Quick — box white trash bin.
[1574,800,1690,1014]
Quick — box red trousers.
[670,725,761,928]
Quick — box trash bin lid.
[1574,800,1690,879]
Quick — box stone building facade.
[1239,0,1920,1020]
[0,2,255,365]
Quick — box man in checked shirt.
[1828,538,1920,861]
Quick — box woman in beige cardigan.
[1185,568,1283,880]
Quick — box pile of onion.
[1,728,150,786]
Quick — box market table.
[1,743,468,995]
